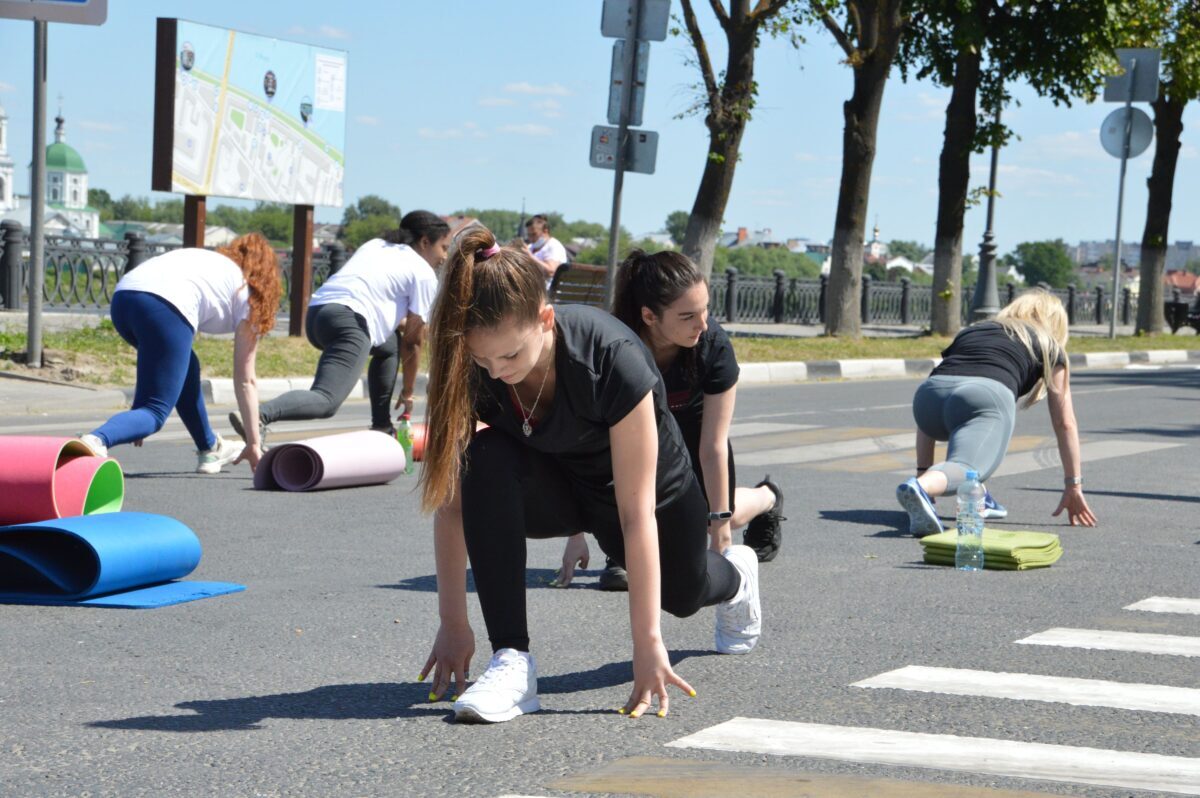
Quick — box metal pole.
[972,94,1003,320]
[1109,58,1137,339]
[603,0,643,309]
[26,20,48,368]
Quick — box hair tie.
[478,243,501,260]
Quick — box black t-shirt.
[931,321,1062,399]
[473,304,693,507]
[663,320,741,432]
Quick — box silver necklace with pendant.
[512,340,552,437]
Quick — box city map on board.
[164,20,346,207]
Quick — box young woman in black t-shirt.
[896,290,1097,535]
[555,251,785,590]
[417,225,763,724]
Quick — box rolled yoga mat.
[253,429,407,492]
[0,436,124,526]
[0,512,245,608]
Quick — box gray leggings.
[912,375,1016,493]
[258,302,398,430]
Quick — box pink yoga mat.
[0,436,125,525]
[253,430,407,492]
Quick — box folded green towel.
[920,528,1063,570]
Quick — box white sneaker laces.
[475,655,524,687]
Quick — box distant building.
[864,221,889,263]
[636,231,674,248]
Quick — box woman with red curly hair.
[80,233,281,474]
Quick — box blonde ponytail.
[994,289,1070,408]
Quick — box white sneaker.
[196,435,242,474]
[78,434,108,458]
[452,648,539,723]
[715,544,762,654]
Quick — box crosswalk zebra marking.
[666,718,1200,795]
[1126,597,1200,616]
[816,434,1047,475]
[853,665,1200,716]
[988,439,1182,477]
[727,421,817,438]
[738,432,915,467]
[1016,627,1200,657]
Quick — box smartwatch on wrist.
[707,511,733,523]
[1064,476,1082,486]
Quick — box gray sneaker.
[228,411,269,450]
[197,435,242,474]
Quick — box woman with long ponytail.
[418,225,763,724]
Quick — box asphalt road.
[0,365,1197,798]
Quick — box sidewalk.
[0,370,127,416]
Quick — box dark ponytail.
[612,249,706,383]
[387,210,450,248]
[419,224,546,511]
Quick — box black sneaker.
[371,424,397,438]
[597,558,629,591]
[228,411,269,450]
[743,476,785,563]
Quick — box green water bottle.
[396,413,415,475]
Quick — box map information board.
[152,18,346,207]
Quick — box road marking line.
[734,426,900,454]
[853,665,1200,715]
[738,432,915,467]
[727,422,817,438]
[1125,597,1200,616]
[1016,628,1200,657]
[990,439,1183,478]
[666,718,1200,795]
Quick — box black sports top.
[473,304,693,506]
[930,321,1062,399]
[662,320,740,430]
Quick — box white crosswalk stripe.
[1016,627,1200,657]
[667,718,1200,795]
[738,432,914,467]
[1126,596,1200,615]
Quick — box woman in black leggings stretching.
[418,225,763,724]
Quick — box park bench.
[548,262,608,309]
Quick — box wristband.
[707,511,733,523]
[1064,476,1082,486]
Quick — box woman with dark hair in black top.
[417,225,763,724]
[555,251,785,590]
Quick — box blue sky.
[1,1,1196,255]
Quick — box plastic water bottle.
[955,470,985,571]
[396,413,415,475]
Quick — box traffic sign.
[1104,48,1160,103]
[607,40,648,126]
[1100,107,1153,159]
[590,125,658,175]
[601,0,670,41]
[0,0,106,25]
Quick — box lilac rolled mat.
[253,430,407,492]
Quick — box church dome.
[46,141,86,174]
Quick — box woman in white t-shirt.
[80,233,281,474]
[232,211,446,441]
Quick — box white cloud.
[319,25,350,40]
[533,98,562,118]
[478,97,517,107]
[498,123,554,136]
[1024,129,1105,161]
[503,81,571,97]
[0,80,14,93]
[355,115,381,126]
[77,120,122,133]
[1181,144,1198,160]
[418,127,464,140]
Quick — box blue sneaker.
[980,490,1008,519]
[896,478,944,537]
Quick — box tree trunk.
[682,122,747,279]
[931,47,981,335]
[825,15,904,337]
[1136,92,1185,335]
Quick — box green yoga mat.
[920,529,1063,570]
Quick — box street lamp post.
[972,97,1002,321]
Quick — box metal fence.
[0,224,342,312]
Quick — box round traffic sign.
[1100,107,1154,158]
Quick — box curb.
[202,376,368,404]
[0,370,128,414]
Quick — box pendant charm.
[522,420,533,437]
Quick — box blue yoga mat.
[0,512,244,608]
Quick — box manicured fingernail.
[689,689,697,697]
[450,694,458,701]
[657,710,666,718]
[428,692,437,701]
[630,711,640,718]
[617,708,625,715]
[416,674,425,682]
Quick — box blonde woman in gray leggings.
[896,290,1098,535]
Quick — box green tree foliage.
[887,239,930,261]
[206,203,293,243]
[573,233,665,266]
[342,215,400,250]
[454,208,608,245]
[713,247,821,279]
[1007,240,1075,288]
[341,195,401,226]
[665,211,690,245]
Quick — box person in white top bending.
[524,215,568,283]
[230,210,447,442]
[79,233,280,474]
